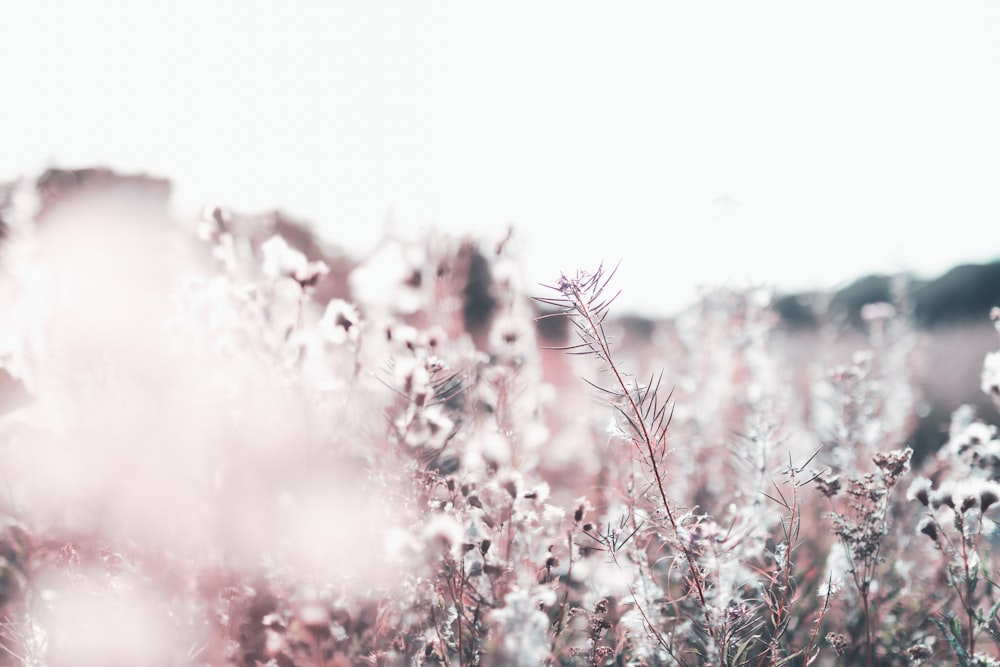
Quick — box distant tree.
[913,262,1000,328]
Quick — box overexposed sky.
[2,2,999,315]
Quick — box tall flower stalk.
[536,265,719,646]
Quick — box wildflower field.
[2,170,1000,666]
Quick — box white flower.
[402,405,454,451]
[393,357,431,400]
[526,482,550,505]
[541,504,565,530]
[929,481,957,510]
[475,431,512,468]
[952,479,1000,514]
[824,542,852,585]
[489,313,534,355]
[906,477,933,506]
[210,233,238,274]
[422,514,464,560]
[945,421,998,460]
[818,577,844,598]
[261,235,328,285]
[318,299,360,345]
[983,351,1000,399]
[972,652,1000,667]
[261,235,307,280]
[489,586,555,667]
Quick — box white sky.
[2,1,999,316]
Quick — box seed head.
[826,632,849,656]
[918,517,939,542]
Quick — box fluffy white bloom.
[929,480,957,511]
[489,586,556,667]
[489,312,534,355]
[261,235,307,279]
[479,431,512,467]
[349,240,423,313]
[948,404,978,440]
[422,514,464,561]
[260,235,328,284]
[401,405,454,450]
[906,477,933,505]
[210,232,238,274]
[951,478,1000,514]
[942,420,997,461]
[318,299,361,345]
[972,652,1000,667]
[541,504,565,531]
[818,577,844,598]
[983,351,1000,399]
[393,357,431,400]
[619,608,661,660]
[526,482,550,505]
[824,542,852,587]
